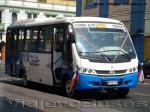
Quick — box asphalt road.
[0,73,149,112]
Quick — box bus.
[5,17,138,97]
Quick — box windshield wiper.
[100,49,131,61]
[79,51,112,62]
[119,50,131,60]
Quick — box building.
[0,0,76,64]
[76,0,150,62]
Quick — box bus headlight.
[129,68,133,72]
[79,67,96,74]
[129,67,138,73]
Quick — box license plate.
[107,81,118,85]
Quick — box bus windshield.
[73,23,136,62]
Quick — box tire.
[115,88,129,98]
[64,79,76,98]
[19,69,25,78]
[23,72,30,87]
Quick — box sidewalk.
[0,64,6,77]
[0,64,14,80]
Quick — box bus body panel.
[23,52,53,86]
[80,58,138,72]
[76,72,138,90]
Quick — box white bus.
[6,17,138,97]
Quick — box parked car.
[143,58,150,78]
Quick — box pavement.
[0,64,5,76]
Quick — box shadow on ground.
[0,78,131,101]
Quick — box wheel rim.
[66,80,74,97]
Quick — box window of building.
[0,11,2,23]
[51,15,56,18]
[27,13,38,19]
[12,12,17,23]
[38,0,46,3]
[33,14,37,18]
[27,13,32,19]
[114,0,129,5]
[46,15,51,18]
[144,19,150,36]
[85,0,97,9]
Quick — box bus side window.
[30,28,38,52]
[17,30,25,52]
[38,27,52,52]
[55,28,64,52]
[24,30,30,51]
[13,30,18,51]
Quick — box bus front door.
[52,28,64,84]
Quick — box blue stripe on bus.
[76,72,138,90]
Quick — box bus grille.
[95,70,127,75]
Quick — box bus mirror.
[68,25,73,33]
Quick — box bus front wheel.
[115,88,130,98]
[64,79,76,98]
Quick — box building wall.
[145,0,150,19]
[144,36,150,60]
[46,0,75,6]
[109,0,131,21]
[81,0,99,16]
[81,0,150,20]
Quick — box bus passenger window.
[24,30,30,51]
[13,31,18,51]
[38,27,52,52]
[55,32,63,52]
[17,30,25,51]
[30,29,38,52]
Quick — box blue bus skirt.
[76,72,138,90]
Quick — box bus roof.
[7,17,122,29]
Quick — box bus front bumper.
[76,72,138,90]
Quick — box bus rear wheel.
[115,88,130,98]
[23,72,30,87]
